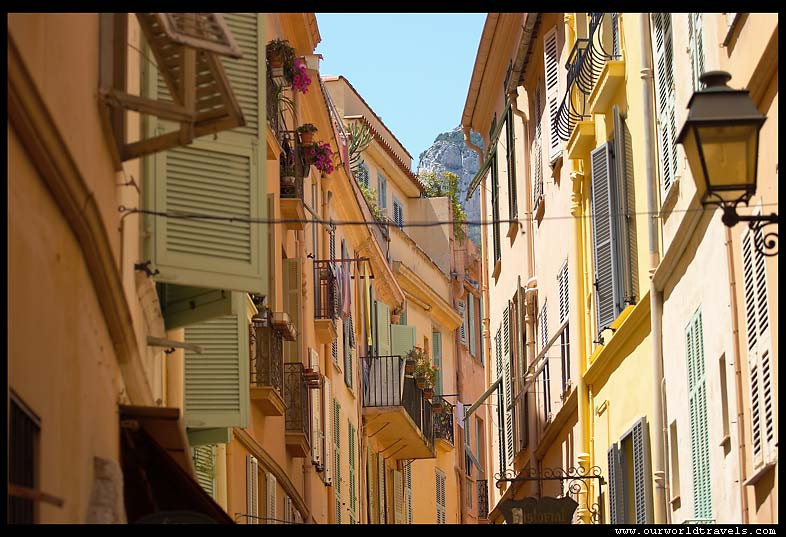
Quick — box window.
[685,309,711,519]
[688,13,706,92]
[393,198,404,229]
[669,420,681,502]
[505,108,518,218]
[518,391,529,451]
[9,394,40,524]
[531,85,544,209]
[651,13,678,196]
[560,324,571,395]
[468,296,477,356]
[265,472,277,524]
[433,331,443,396]
[377,172,388,211]
[491,151,501,263]
[608,418,653,523]
[435,469,446,524]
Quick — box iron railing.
[266,65,282,138]
[362,355,434,448]
[250,312,283,395]
[283,363,311,443]
[432,397,454,445]
[313,260,338,321]
[555,38,591,141]
[477,479,489,519]
[280,130,308,201]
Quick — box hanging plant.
[266,38,296,72]
[306,141,335,175]
[290,58,311,94]
[297,123,318,144]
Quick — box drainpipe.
[463,126,484,163]
[724,226,749,523]
[639,12,667,524]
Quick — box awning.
[119,405,234,524]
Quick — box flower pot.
[404,360,416,375]
[268,51,284,69]
[299,131,315,144]
[415,378,426,390]
[423,388,434,399]
[432,403,442,414]
[282,175,296,186]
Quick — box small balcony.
[313,260,338,344]
[249,312,285,416]
[362,355,434,460]
[477,479,489,520]
[284,363,311,457]
[587,13,625,114]
[433,396,454,451]
[279,132,309,231]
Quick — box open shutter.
[433,332,443,396]
[651,13,678,195]
[390,324,416,359]
[220,13,262,138]
[435,469,446,524]
[393,469,404,524]
[607,444,623,523]
[377,455,386,523]
[348,422,356,521]
[468,297,476,356]
[543,26,561,161]
[688,13,706,92]
[323,378,333,485]
[158,285,234,330]
[375,301,392,357]
[539,301,548,350]
[192,445,216,498]
[311,361,322,467]
[457,300,466,344]
[612,106,634,307]
[506,107,518,218]
[404,463,413,524]
[247,455,259,524]
[283,258,301,363]
[333,399,341,523]
[591,142,621,333]
[367,448,377,523]
[184,291,249,429]
[558,262,569,324]
[686,310,712,519]
[631,418,653,523]
[283,496,293,524]
[495,327,505,472]
[503,305,514,466]
[266,471,277,524]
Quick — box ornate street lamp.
[676,71,777,255]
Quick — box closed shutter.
[377,454,386,524]
[334,399,341,523]
[404,463,413,524]
[367,448,377,523]
[394,469,404,524]
[506,107,518,218]
[375,300,392,356]
[192,445,216,498]
[433,332,443,396]
[311,362,322,466]
[543,26,561,160]
[491,151,501,262]
[283,259,301,363]
[590,142,621,333]
[688,13,706,92]
[435,469,446,524]
[468,297,476,356]
[558,261,569,323]
[539,301,548,350]
[502,305,514,466]
[631,418,653,523]
[390,324,416,359]
[246,455,259,524]
[516,279,525,383]
[542,360,551,418]
[607,444,623,524]
[457,300,466,344]
[184,291,249,429]
[378,174,388,210]
[686,310,711,519]
[220,13,262,138]
[266,471,277,524]
[612,106,634,306]
[652,13,678,195]
[323,378,333,485]
[494,327,505,473]
[358,161,370,187]
[283,496,293,524]
[393,200,404,228]
[348,421,357,521]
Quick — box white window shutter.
[394,469,404,524]
[266,471,277,524]
[651,13,678,196]
[558,261,569,324]
[246,455,259,524]
[284,496,292,524]
[688,13,706,92]
[323,378,333,485]
[311,374,322,468]
[543,26,561,160]
[435,469,446,524]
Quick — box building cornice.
[393,261,462,330]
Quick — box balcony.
[587,13,625,114]
[477,479,489,520]
[313,260,338,344]
[249,312,285,416]
[279,132,309,231]
[284,363,311,457]
[433,397,454,451]
[362,355,435,460]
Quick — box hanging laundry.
[456,400,465,429]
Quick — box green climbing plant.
[419,171,467,242]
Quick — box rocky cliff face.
[416,127,484,246]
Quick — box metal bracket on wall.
[134,260,159,278]
[147,336,203,355]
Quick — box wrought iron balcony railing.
[313,260,339,321]
[432,397,454,445]
[250,312,283,395]
[266,65,282,139]
[362,355,434,448]
[280,131,308,201]
[283,363,311,442]
[477,479,489,519]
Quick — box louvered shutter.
[558,262,569,323]
[542,360,551,418]
[184,291,249,428]
[158,285,234,330]
[433,332,443,396]
[375,301,392,356]
[378,455,386,524]
[220,13,262,138]
[367,449,377,523]
[247,455,259,524]
[539,301,548,350]
[468,297,476,356]
[494,328,505,472]
[590,142,621,333]
[631,418,653,523]
[266,471,277,524]
[192,445,216,498]
[543,26,561,160]
[516,279,525,383]
[686,310,712,519]
[612,106,634,306]
[283,496,292,524]
[323,378,333,485]
[607,444,623,523]
[405,463,413,524]
[532,85,544,207]
[283,258,301,363]
[348,421,357,519]
[435,469,446,524]
[343,317,353,388]
[506,107,518,218]
[390,324,415,359]
[334,399,341,504]
[503,306,514,466]
[652,13,678,195]
[311,368,322,466]
[457,300,466,344]
[688,13,706,92]
[394,469,404,524]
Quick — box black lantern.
[676,71,777,254]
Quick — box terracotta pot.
[432,404,442,414]
[299,131,315,144]
[423,388,434,399]
[415,378,426,389]
[404,360,416,374]
[268,51,284,69]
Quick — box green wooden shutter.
[375,301,392,356]
[495,327,505,473]
[158,284,234,330]
[220,13,262,139]
[612,106,634,306]
[468,297,476,356]
[192,444,216,498]
[390,324,415,359]
[323,378,333,485]
[591,142,621,333]
[506,107,518,218]
[457,300,466,344]
[652,13,678,195]
[184,291,249,429]
[433,332,443,396]
[607,443,623,523]
[503,305,514,466]
[631,418,653,523]
[334,399,341,523]
[686,309,712,519]
[283,259,301,363]
[394,469,404,524]
[348,421,357,519]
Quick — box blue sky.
[315,13,486,170]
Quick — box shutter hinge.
[134,260,160,278]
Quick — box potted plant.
[297,123,318,144]
[266,38,296,76]
[413,348,439,393]
[431,400,442,413]
[306,141,335,175]
[423,385,434,400]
